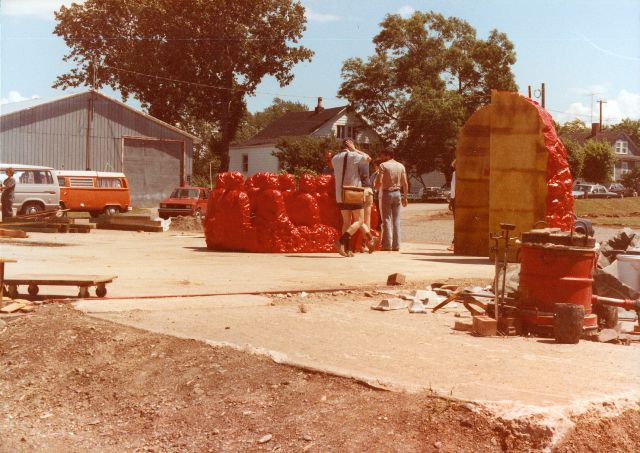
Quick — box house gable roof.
[1,90,201,143]
[236,105,348,147]
[561,129,640,157]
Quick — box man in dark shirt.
[1,167,16,219]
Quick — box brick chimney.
[314,96,324,114]
[591,122,601,137]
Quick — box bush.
[563,138,584,179]
[581,140,615,184]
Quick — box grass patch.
[574,197,640,217]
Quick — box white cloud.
[0,91,40,105]
[1,0,82,20]
[557,89,640,125]
[306,11,342,23]
[398,5,415,18]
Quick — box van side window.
[57,177,66,187]
[17,170,54,184]
[70,178,94,187]
[97,178,122,188]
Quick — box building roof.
[236,105,348,146]
[0,90,201,143]
[561,129,639,157]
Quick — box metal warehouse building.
[0,90,200,207]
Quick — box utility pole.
[527,85,532,98]
[598,99,607,130]
[541,83,545,108]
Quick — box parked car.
[422,186,450,203]
[158,186,210,220]
[573,184,621,199]
[0,163,60,215]
[56,170,131,217]
[405,187,424,203]
[607,183,637,198]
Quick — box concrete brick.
[472,315,497,337]
[453,321,473,331]
[387,273,406,286]
[371,298,407,311]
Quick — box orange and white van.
[55,171,131,216]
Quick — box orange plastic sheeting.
[204,172,379,253]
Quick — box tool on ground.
[489,223,516,327]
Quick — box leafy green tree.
[558,118,589,135]
[621,167,640,192]
[53,0,313,170]
[273,136,342,174]
[234,98,309,144]
[339,10,517,173]
[581,140,615,183]
[562,138,585,179]
[609,118,640,146]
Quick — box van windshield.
[170,188,199,199]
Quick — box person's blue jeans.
[381,191,401,250]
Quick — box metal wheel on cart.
[95,285,107,298]
[27,284,39,297]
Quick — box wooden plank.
[5,274,117,286]
[96,217,160,226]
[96,223,163,233]
[0,302,26,314]
[0,229,28,238]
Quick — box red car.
[158,186,210,220]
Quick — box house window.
[336,125,357,140]
[242,154,249,172]
[621,161,630,174]
[615,140,629,154]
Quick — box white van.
[0,164,60,215]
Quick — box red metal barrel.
[519,242,597,330]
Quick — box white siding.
[229,144,280,176]
[313,111,376,145]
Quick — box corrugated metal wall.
[0,91,194,178]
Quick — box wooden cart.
[4,274,117,298]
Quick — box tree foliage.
[563,138,585,180]
[621,167,640,191]
[53,0,313,170]
[234,98,309,144]
[581,140,615,184]
[339,10,517,173]
[609,118,640,147]
[273,136,342,174]
[557,118,589,135]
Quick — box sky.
[1,0,639,126]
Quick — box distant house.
[229,97,379,176]
[562,123,640,181]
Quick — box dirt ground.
[2,305,639,453]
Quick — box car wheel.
[104,206,119,216]
[21,202,44,216]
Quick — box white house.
[229,98,379,176]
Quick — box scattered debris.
[371,298,407,311]
[300,291,308,298]
[257,434,273,444]
[408,299,426,314]
[298,303,308,314]
[453,321,473,332]
[167,215,202,232]
[0,302,27,314]
[472,315,497,337]
[363,291,373,298]
[386,273,406,286]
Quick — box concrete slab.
[77,296,640,422]
[1,230,493,298]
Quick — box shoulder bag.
[340,151,365,206]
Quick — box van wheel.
[21,202,44,216]
[194,208,202,221]
[104,206,119,216]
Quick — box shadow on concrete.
[401,252,479,258]
[413,258,492,265]
[285,255,343,259]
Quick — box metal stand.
[490,223,516,327]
